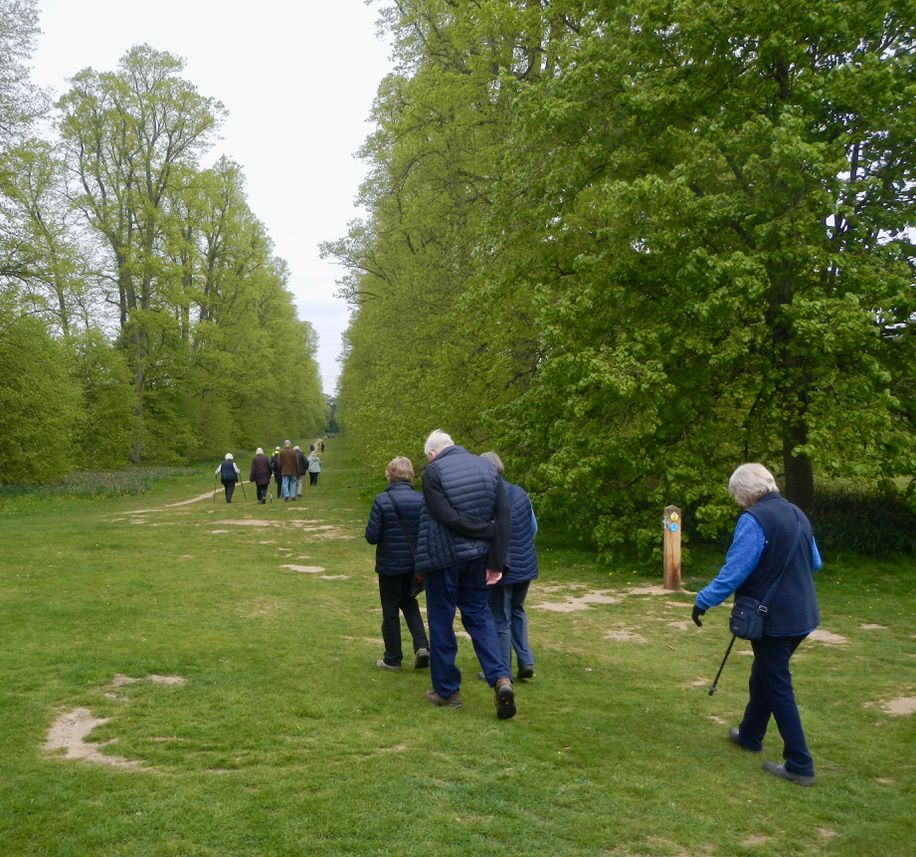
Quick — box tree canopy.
[0,10,327,482]
[329,0,914,555]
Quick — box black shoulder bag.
[729,519,803,640]
[388,493,424,596]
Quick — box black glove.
[691,605,705,627]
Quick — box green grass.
[0,440,913,856]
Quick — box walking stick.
[212,475,218,503]
[708,634,737,696]
[239,479,248,502]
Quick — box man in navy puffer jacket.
[416,430,516,719]
[365,456,430,671]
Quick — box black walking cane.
[708,634,737,696]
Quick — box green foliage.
[330,0,915,559]
[71,330,138,468]
[809,482,916,556]
[0,466,198,501]
[0,312,82,483]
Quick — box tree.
[334,0,914,556]
[58,44,224,460]
[0,307,82,483]
[488,0,914,550]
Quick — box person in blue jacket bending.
[481,451,538,681]
[693,463,822,786]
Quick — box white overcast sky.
[30,0,394,394]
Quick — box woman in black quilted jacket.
[364,456,430,671]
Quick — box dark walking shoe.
[375,659,401,672]
[762,761,814,787]
[414,648,430,669]
[495,677,516,720]
[425,689,462,708]
[729,727,760,753]
[517,665,534,680]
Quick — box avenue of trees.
[327,0,914,554]
[0,1,326,482]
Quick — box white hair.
[424,429,454,456]
[255,447,264,455]
[225,453,233,460]
[480,451,504,474]
[728,463,779,508]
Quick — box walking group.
[367,434,824,787]
[215,439,325,504]
[365,429,538,722]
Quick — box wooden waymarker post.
[663,505,682,590]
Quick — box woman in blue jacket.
[481,452,538,681]
[364,456,430,671]
[693,463,822,787]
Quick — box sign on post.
[663,505,682,590]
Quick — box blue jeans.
[424,558,510,695]
[739,635,814,776]
[488,581,534,671]
[281,475,296,499]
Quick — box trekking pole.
[239,479,248,502]
[708,634,737,696]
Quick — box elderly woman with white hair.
[249,448,272,504]
[215,453,240,503]
[693,463,823,786]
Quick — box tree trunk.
[781,420,814,512]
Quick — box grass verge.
[0,439,913,856]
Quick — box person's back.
[364,456,430,672]
[366,481,424,573]
[416,429,515,720]
[250,452,270,484]
[278,446,298,476]
[416,444,502,573]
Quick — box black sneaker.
[495,678,516,720]
[517,665,534,680]
[414,648,430,669]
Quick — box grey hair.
[255,447,264,455]
[385,456,414,483]
[728,463,779,507]
[480,451,504,474]
[424,429,454,456]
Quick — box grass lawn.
[0,440,913,856]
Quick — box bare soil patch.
[808,628,848,645]
[280,564,325,574]
[605,629,647,643]
[533,590,619,613]
[44,707,138,768]
[880,697,916,716]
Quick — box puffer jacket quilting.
[365,482,424,575]
[500,480,538,584]
[416,445,500,572]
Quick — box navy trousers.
[739,634,814,777]
[424,558,510,695]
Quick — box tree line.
[326,0,914,555]
[0,1,326,483]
